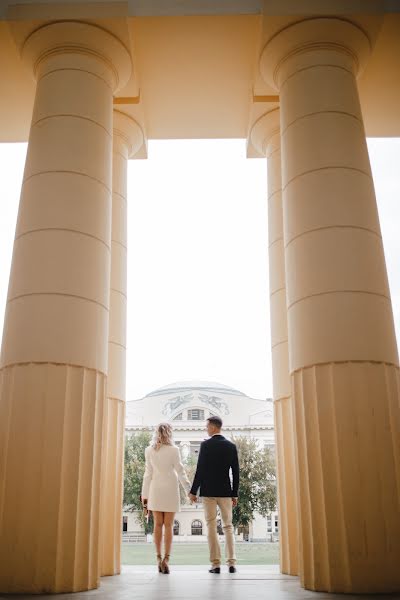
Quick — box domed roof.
[144,380,246,398]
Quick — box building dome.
[144,380,246,398]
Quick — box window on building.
[237,524,249,541]
[122,516,128,532]
[188,409,204,421]
[274,515,279,533]
[191,520,203,536]
[217,519,224,535]
[267,516,272,533]
[190,442,201,457]
[173,520,180,535]
[173,413,183,420]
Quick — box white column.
[261,17,400,594]
[100,110,143,576]
[251,108,299,576]
[180,442,191,460]
[0,22,131,594]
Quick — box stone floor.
[1,566,399,599]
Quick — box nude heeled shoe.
[157,554,163,573]
[161,554,170,574]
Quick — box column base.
[0,362,106,593]
[293,361,400,593]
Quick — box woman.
[141,422,191,574]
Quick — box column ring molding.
[0,360,108,376]
[291,358,400,376]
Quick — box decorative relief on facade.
[162,393,193,416]
[198,393,230,415]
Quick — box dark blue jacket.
[190,434,239,497]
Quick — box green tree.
[232,436,277,529]
[123,430,153,533]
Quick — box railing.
[122,533,147,543]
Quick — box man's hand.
[142,498,148,506]
[232,497,238,508]
[188,493,198,504]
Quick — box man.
[189,416,239,574]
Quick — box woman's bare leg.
[163,512,175,558]
[153,511,164,556]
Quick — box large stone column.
[0,22,131,593]
[251,109,299,576]
[100,110,143,576]
[261,18,400,593]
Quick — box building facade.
[123,380,278,541]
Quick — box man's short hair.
[207,416,222,429]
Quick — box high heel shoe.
[161,554,170,574]
[157,554,163,573]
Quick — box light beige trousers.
[202,497,236,566]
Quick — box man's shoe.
[228,566,237,573]
[209,567,221,574]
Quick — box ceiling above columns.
[0,0,399,152]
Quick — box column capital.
[250,108,280,157]
[22,20,132,93]
[113,109,144,158]
[260,17,371,91]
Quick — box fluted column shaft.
[251,109,299,576]
[0,22,131,594]
[261,18,400,594]
[100,111,143,576]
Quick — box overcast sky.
[1,138,400,400]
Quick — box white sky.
[1,138,400,400]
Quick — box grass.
[121,542,280,565]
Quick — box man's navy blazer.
[190,434,239,497]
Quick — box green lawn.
[122,542,279,565]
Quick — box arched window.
[191,519,203,536]
[217,518,223,535]
[173,520,180,535]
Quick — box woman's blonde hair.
[152,422,174,451]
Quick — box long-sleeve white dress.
[141,444,192,512]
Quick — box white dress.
[141,444,192,513]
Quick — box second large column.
[100,110,143,576]
[251,109,299,576]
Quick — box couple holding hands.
[141,415,240,574]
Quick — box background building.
[123,380,278,541]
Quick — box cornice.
[125,424,274,432]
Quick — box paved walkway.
[1,566,399,599]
